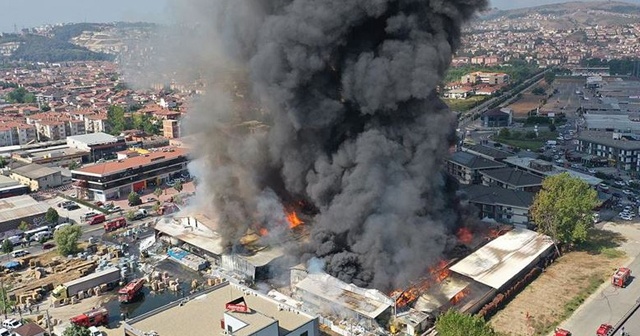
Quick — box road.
[558,223,640,335]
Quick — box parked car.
[623,189,633,195]
[1,319,22,330]
[11,250,28,258]
[145,197,156,203]
[42,242,55,249]
[587,168,596,174]
[615,180,626,186]
[81,212,98,221]
[621,214,633,221]
[598,184,609,190]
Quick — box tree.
[125,210,137,221]
[62,324,91,336]
[525,131,537,139]
[17,221,30,231]
[68,161,80,170]
[531,173,599,252]
[54,225,82,256]
[544,71,556,85]
[106,105,128,135]
[1,239,13,255]
[548,123,557,132]
[532,87,546,95]
[128,191,141,206]
[45,207,59,224]
[498,128,510,138]
[5,87,36,103]
[173,181,183,193]
[435,310,496,336]
[154,188,163,198]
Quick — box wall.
[285,319,318,336]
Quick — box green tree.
[544,71,556,85]
[41,104,51,112]
[62,323,91,336]
[0,157,6,168]
[68,161,80,170]
[154,188,163,198]
[548,123,556,132]
[45,207,60,224]
[106,105,128,135]
[6,87,36,103]
[525,131,537,139]
[532,87,546,95]
[54,225,82,256]
[125,210,137,221]
[531,173,599,251]
[173,181,183,193]
[435,310,496,336]
[128,191,141,206]
[17,221,31,231]
[1,239,13,255]
[498,128,510,138]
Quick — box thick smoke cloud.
[134,0,487,291]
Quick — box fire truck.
[103,217,127,232]
[553,328,571,336]
[612,267,631,288]
[596,324,613,336]
[118,278,145,303]
[70,307,109,327]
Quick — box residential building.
[122,281,318,336]
[502,156,603,186]
[462,185,534,227]
[10,163,63,191]
[460,72,509,85]
[480,167,543,192]
[447,151,506,185]
[163,119,180,139]
[71,146,189,202]
[575,131,640,171]
[481,108,512,128]
[461,144,511,162]
[66,132,127,163]
[36,121,66,140]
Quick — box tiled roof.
[74,147,188,176]
[480,167,543,187]
[462,184,535,208]
[449,151,506,170]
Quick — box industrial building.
[481,108,512,128]
[0,175,29,199]
[10,163,63,191]
[122,281,318,336]
[66,132,127,163]
[71,146,189,202]
[0,195,50,232]
[502,157,602,186]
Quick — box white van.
[11,250,28,258]
[32,231,52,242]
[55,223,72,231]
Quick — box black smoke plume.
[132,0,487,291]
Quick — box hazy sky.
[1,0,639,33]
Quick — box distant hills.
[480,1,640,26]
[0,22,155,63]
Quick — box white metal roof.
[449,228,553,290]
[295,273,393,319]
[67,132,118,146]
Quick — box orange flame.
[450,288,470,305]
[390,259,451,308]
[456,227,473,244]
[259,228,269,236]
[286,211,303,229]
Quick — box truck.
[52,267,120,299]
[87,214,106,225]
[118,278,145,303]
[596,324,612,336]
[612,267,631,288]
[132,209,148,220]
[103,217,127,232]
[70,307,109,327]
[554,328,571,336]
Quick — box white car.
[599,184,609,190]
[623,189,634,195]
[88,326,102,336]
[615,181,626,186]
[1,319,21,330]
[587,169,596,174]
[0,327,10,336]
[621,214,633,221]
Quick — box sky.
[1,0,640,33]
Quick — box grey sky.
[0,0,639,33]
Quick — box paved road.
[559,223,640,335]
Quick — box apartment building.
[575,130,640,171]
[461,72,510,85]
[163,119,180,139]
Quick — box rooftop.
[462,185,535,209]
[480,167,543,187]
[11,164,59,180]
[0,195,49,223]
[449,228,554,290]
[462,144,511,161]
[73,146,188,176]
[576,130,640,150]
[126,282,316,336]
[295,273,393,320]
[155,216,225,256]
[503,156,603,186]
[66,132,118,146]
[449,152,506,170]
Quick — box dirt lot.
[507,83,551,117]
[489,229,626,336]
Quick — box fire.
[286,211,303,229]
[450,288,470,305]
[390,259,452,308]
[456,227,473,244]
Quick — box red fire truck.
[554,327,571,336]
[118,278,145,303]
[612,267,631,288]
[70,307,109,327]
[596,324,613,336]
[87,214,106,225]
[104,217,127,232]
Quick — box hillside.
[0,33,114,62]
[480,1,640,26]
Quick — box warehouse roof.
[449,228,553,290]
[73,147,187,176]
[295,273,393,320]
[126,282,315,336]
[66,132,118,146]
[0,195,48,223]
[11,164,59,180]
[462,144,511,161]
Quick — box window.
[301,332,308,336]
